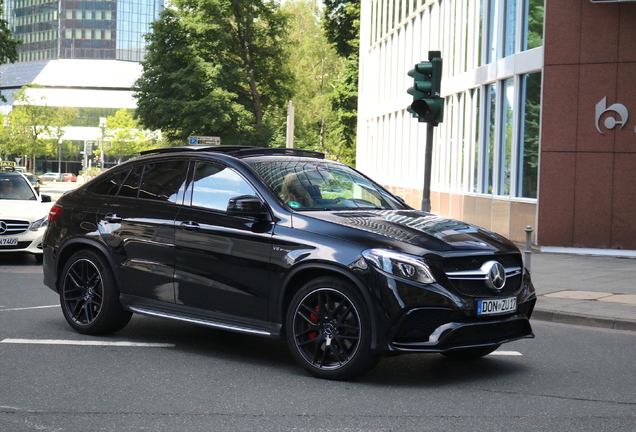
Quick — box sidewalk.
[529,252,636,332]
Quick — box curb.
[532,309,636,332]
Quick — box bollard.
[524,225,533,272]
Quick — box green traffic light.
[406,51,444,124]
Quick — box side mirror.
[41,194,52,203]
[227,195,270,219]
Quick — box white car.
[0,172,52,260]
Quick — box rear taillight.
[48,205,64,222]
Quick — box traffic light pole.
[406,51,443,213]
[421,122,435,212]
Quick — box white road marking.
[1,338,174,348]
[0,305,59,312]
[489,351,522,356]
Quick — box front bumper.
[0,232,44,255]
[360,262,536,354]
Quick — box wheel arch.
[54,238,120,293]
[277,263,379,349]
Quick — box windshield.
[247,158,409,211]
[0,175,37,200]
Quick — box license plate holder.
[0,237,18,246]
[477,297,517,316]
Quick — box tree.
[0,2,20,102]
[7,85,76,172]
[280,0,343,153]
[134,0,293,146]
[321,0,360,165]
[103,109,148,164]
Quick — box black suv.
[43,146,536,380]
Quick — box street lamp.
[58,137,63,175]
[99,117,106,173]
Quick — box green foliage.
[321,0,360,165]
[0,2,20,102]
[103,109,149,163]
[134,0,293,146]
[3,85,77,171]
[280,0,343,154]
[322,0,360,58]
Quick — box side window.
[138,160,189,203]
[191,162,256,211]
[87,169,130,196]
[118,165,144,198]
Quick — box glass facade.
[357,0,545,241]
[4,0,162,62]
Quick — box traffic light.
[407,51,444,125]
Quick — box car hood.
[303,210,517,254]
[0,200,48,221]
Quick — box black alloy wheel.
[286,277,379,380]
[60,250,131,335]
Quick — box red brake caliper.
[308,305,319,339]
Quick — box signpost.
[188,136,221,145]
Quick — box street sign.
[189,136,221,145]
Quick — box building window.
[472,87,481,193]
[481,82,497,194]
[503,0,516,57]
[498,77,514,195]
[523,0,543,51]
[517,72,541,198]
[486,0,500,63]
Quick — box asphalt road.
[1,254,635,432]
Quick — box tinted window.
[247,158,407,211]
[138,160,188,203]
[88,169,130,196]
[190,162,255,211]
[118,165,144,198]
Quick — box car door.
[174,160,274,321]
[98,159,189,303]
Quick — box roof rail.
[139,145,252,156]
[139,145,325,159]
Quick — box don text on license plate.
[477,297,516,315]
[0,237,18,246]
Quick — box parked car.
[60,173,77,182]
[42,146,536,380]
[40,172,61,182]
[23,172,41,195]
[0,172,52,260]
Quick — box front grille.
[393,308,463,343]
[0,219,30,235]
[450,275,521,297]
[443,319,532,346]
[443,254,521,272]
[442,254,523,297]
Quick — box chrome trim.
[128,306,272,336]
[446,265,522,280]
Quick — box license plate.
[477,297,517,315]
[0,237,18,246]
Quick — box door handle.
[104,213,122,223]
[180,221,200,231]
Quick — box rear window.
[87,169,131,196]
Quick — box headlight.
[30,216,48,231]
[362,249,436,284]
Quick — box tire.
[441,344,501,360]
[59,250,131,335]
[286,276,379,380]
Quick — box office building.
[357,0,636,252]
